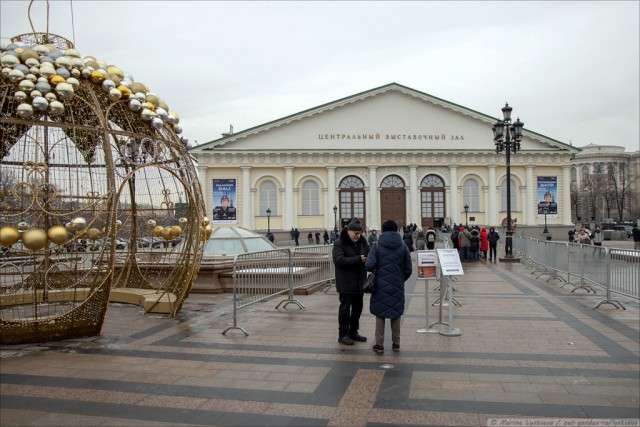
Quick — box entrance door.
[380,189,406,229]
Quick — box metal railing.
[514,237,639,309]
[222,245,334,336]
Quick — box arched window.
[571,166,577,182]
[500,179,517,212]
[301,180,319,215]
[259,180,277,215]
[381,175,405,188]
[420,175,445,226]
[462,179,479,211]
[581,165,590,182]
[339,176,365,228]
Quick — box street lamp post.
[333,205,338,232]
[266,208,271,234]
[542,207,549,235]
[463,204,469,228]
[492,103,524,259]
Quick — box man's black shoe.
[349,334,367,342]
[338,336,354,345]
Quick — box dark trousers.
[338,293,364,338]
[489,243,497,260]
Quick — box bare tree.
[608,163,638,222]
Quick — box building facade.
[570,144,640,225]
[190,83,581,233]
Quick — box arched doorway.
[339,176,366,230]
[420,174,445,228]
[380,175,406,229]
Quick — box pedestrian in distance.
[332,218,370,346]
[480,226,489,260]
[365,219,413,354]
[488,227,500,261]
[415,231,426,250]
[591,226,603,246]
[632,226,640,250]
[425,227,437,250]
[367,229,378,247]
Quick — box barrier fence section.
[514,237,639,309]
[223,245,334,336]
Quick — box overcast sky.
[2,1,638,152]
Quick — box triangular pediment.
[190,83,577,154]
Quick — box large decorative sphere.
[0,226,20,247]
[1,31,205,346]
[22,229,48,250]
[47,226,69,245]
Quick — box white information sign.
[436,249,464,276]
[416,250,438,279]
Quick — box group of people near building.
[449,224,500,262]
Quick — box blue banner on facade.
[537,176,558,218]
[212,179,238,224]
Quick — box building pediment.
[190,83,577,155]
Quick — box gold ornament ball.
[47,225,69,245]
[129,82,147,94]
[50,75,66,85]
[145,93,159,107]
[117,85,131,98]
[17,221,30,231]
[202,224,213,240]
[87,228,102,241]
[116,219,123,229]
[178,217,188,227]
[161,227,173,241]
[147,219,157,228]
[106,66,125,80]
[202,216,210,226]
[22,229,48,251]
[170,226,182,237]
[76,230,87,239]
[153,225,164,237]
[19,49,39,62]
[90,70,106,84]
[0,226,20,247]
[158,100,169,111]
[71,216,87,231]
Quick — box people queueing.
[469,227,480,261]
[479,226,489,260]
[415,231,426,250]
[425,226,436,250]
[458,226,471,261]
[488,227,500,261]
[323,230,330,244]
[365,219,413,354]
[332,218,369,346]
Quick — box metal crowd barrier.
[222,245,334,336]
[514,237,639,309]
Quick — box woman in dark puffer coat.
[365,220,413,353]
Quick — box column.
[526,165,535,225]
[409,165,419,226]
[368,166,378,229]
[448,165,458,225]
[197,165,208,216]
[562,165,572,225]
[241,166,252,228]
[327,167,337,230]
[285,166,294,230]
[488,166,497,226]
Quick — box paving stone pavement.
[1,251,639,426]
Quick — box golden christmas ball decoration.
[47,225,69,245]
[0,226,20,247]
[22,228,48,251]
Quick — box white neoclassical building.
[190,83,580,233]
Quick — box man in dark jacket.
[365,219,413,353]
[332,218,370,345]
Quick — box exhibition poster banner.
[212,179,238,224]
[537,176,558,218]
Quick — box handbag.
[363,271,376,293]
[362,244,377,294]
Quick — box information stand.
[416,250,440,334]
[435,249,464,337]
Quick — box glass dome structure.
[203,227,277,257]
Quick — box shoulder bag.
[362,245,377,294]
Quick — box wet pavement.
[1,243,639,426]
